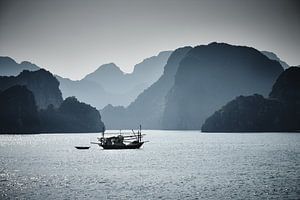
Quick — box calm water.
[0,131,299,199]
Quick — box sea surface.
[0,131,299,199]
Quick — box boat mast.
[102,126,105,138]
[139,125,142,142]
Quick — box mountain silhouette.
[0,69,63,109]
[162,42,284,129]
[39,96,105,133]
[201,94,286,132]
[269,66,300,102]
[202,67,300,132]
[0,71,105,133]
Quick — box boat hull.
[99,142,144,149]
[75,146,90,149]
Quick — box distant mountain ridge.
[83,63,126,93]
[0,51,172,109]
[0,56,40,76]
[58,51,172,108]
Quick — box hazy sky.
[0,0,299,80]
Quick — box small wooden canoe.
[75,146,90,150]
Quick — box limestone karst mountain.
[162,43,283,130]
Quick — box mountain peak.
[82,62,125,91]
[85,63,124,79]
[97,63,122,71]
[0,56,18,65]
[20,61,40,69]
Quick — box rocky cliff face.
[0,85,40,133]
[0,69,63,109]
[101,47,192,129]
[162,42,284,130]
[202,67,300,132]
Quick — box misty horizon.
[0,42,295,81]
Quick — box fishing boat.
[91,125,146,150]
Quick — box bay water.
[0,131,299,199]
